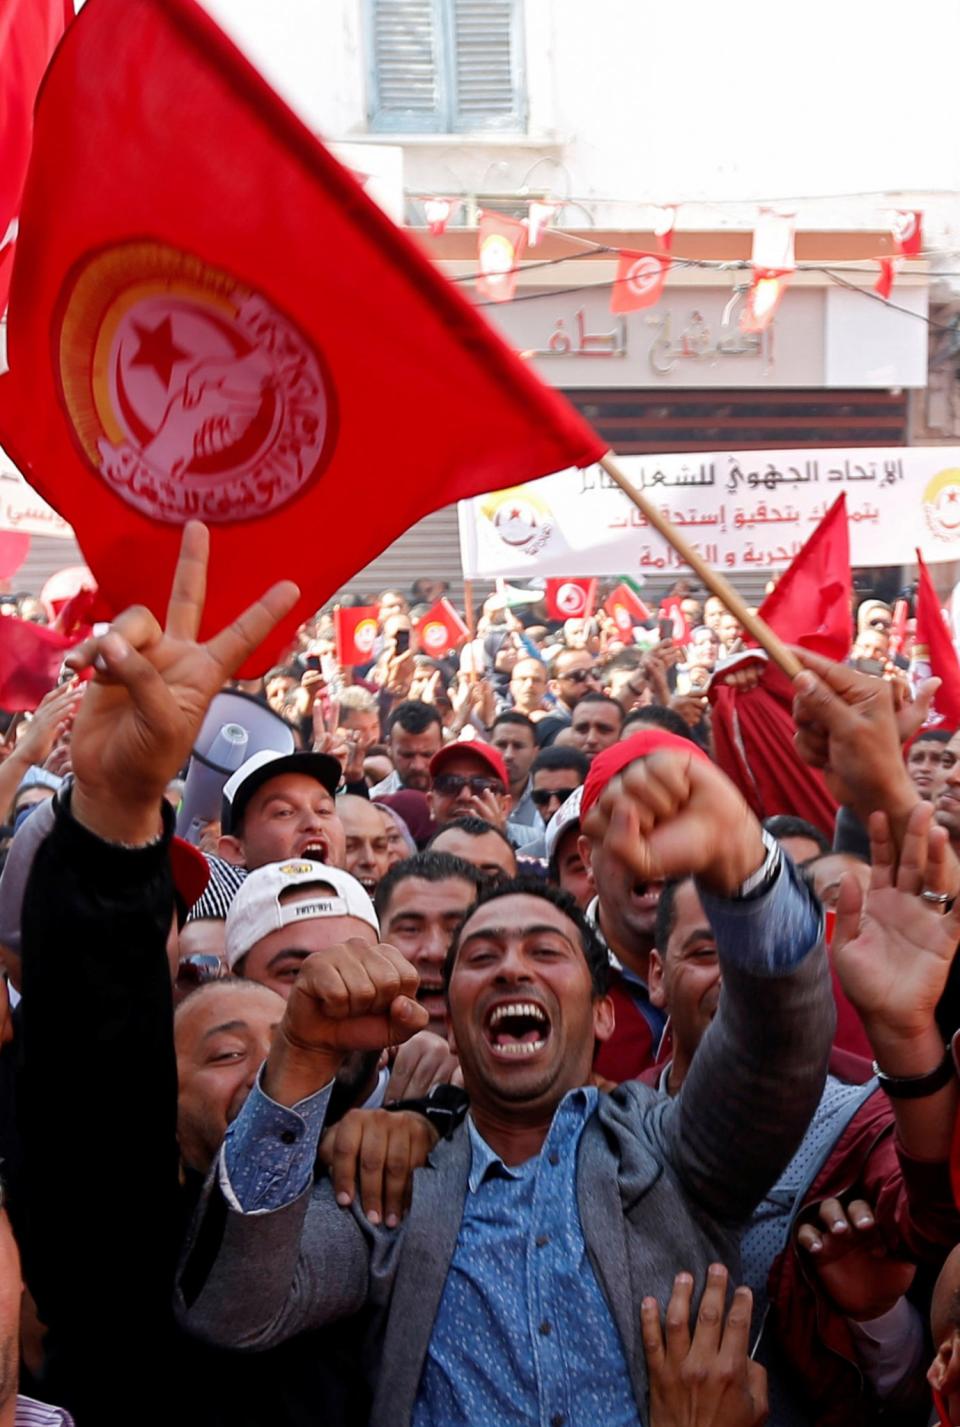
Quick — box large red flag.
[915,551,960,727]
[0,616,76,711]
[756,494,852,661]
[0,0,73,313]
[0,0,604,675]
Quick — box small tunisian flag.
[604,582,650,635]
[756,494,852,661]
[0,0,73,313]
[0,616,76,711]
[546,578,597,620]
[476,212,527,303]
[335,606,380,667]
[610,251,668,313]
[0,0,604,675]
[415,598,469,657]
[915,552,960,727]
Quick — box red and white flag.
[0,0,73,314]
[415,597,468,657]
[891,210,923,258]
[874,257,897,300]
[0,0,604,674]
[546,578,597,620]
[604,582,650,634]
[476,211,527,302]
[424,197,456,236]
[651,206,676,253]
[335,606,380,666]
[658,596,690,644]
[527,200,557,247]
[610,250,668,313]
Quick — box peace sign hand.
[66,521,298,845]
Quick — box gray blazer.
[177,950,834,1426]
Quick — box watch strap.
[874,1045,955,1100]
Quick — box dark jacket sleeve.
[16,789,181,1425]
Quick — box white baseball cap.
[544,784,584,865]
[225,860,379,970]
[220,748,341,836]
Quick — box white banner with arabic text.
[458,447,960,579]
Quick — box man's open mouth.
[484,1000,551,1058]
[630,881,661,911]
[298,838,329,863]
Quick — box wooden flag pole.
[599,450,803,680]
[462,578,477,685]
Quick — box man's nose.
[948,761,960,787]
[495,941,534,982]
[416,925,449,969]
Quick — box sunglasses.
[177,953,227,988]
[433,773,504,797]
[560,668,596,684]
[531,786,578,808]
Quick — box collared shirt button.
[548,1151,559,1166]
[535,1234,550,1248]
[279,1129,298,1145]
[539,1320,552,1336]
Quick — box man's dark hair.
[375,850,483,920]
[531,746,590,780]
[385,700,443,736]
[912,728,955,745]
[442,875,609,996]
[491,710,536,740]
[763,814,831,855]
[623,705,698,744]
[426,816,515,856]
[572,692,624,721]
[600,648,644,675]
[265,664,299,683]
[654,876,694,958]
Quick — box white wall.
[198,0,960,242]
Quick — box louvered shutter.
[449,0,525,131]
[368,0,448,132]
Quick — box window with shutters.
[367,0,526,134]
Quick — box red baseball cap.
[430,740,509,788]
[581,729,708,820]
[171,836,210,919]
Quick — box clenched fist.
[265,938,429,1107]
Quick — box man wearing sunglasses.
[547,648,601,719]
[426,744,542,852]
[529,746,590,827]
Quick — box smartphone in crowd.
[394,629,410,655]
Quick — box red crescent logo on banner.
[611,601,632,631]
[55,240,337,525]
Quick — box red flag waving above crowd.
[756,494,851,661]
[415,598,469,658]
[915,551,960,727]
[334,605,379,667]
[545,578,597,621]
[0,0,73,314]
[0,0,604,674]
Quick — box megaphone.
[176,690,294,845]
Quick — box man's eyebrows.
[265,948,312,971]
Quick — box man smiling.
[179,739,833,1427]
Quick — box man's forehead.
[386,875,476,917]
[176,981,284,1040]
[668,880,707,944]
[250,771,332,807]
[461,893,577,939]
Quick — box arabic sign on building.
[484,284,928,389]
[0,472,73,538]
[458,446,960,578]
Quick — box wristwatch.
[874,1044,956,1099]
[729,828,782,902]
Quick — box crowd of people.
[0,528,958,1427]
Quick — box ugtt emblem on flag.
[56,240,337,524]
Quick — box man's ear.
[577,833,593,873]
[217,834,246,866]
[592,994,615,1044]
[648,948,667,1009]
[929,1331,960,1394]
[501,792,513,815]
